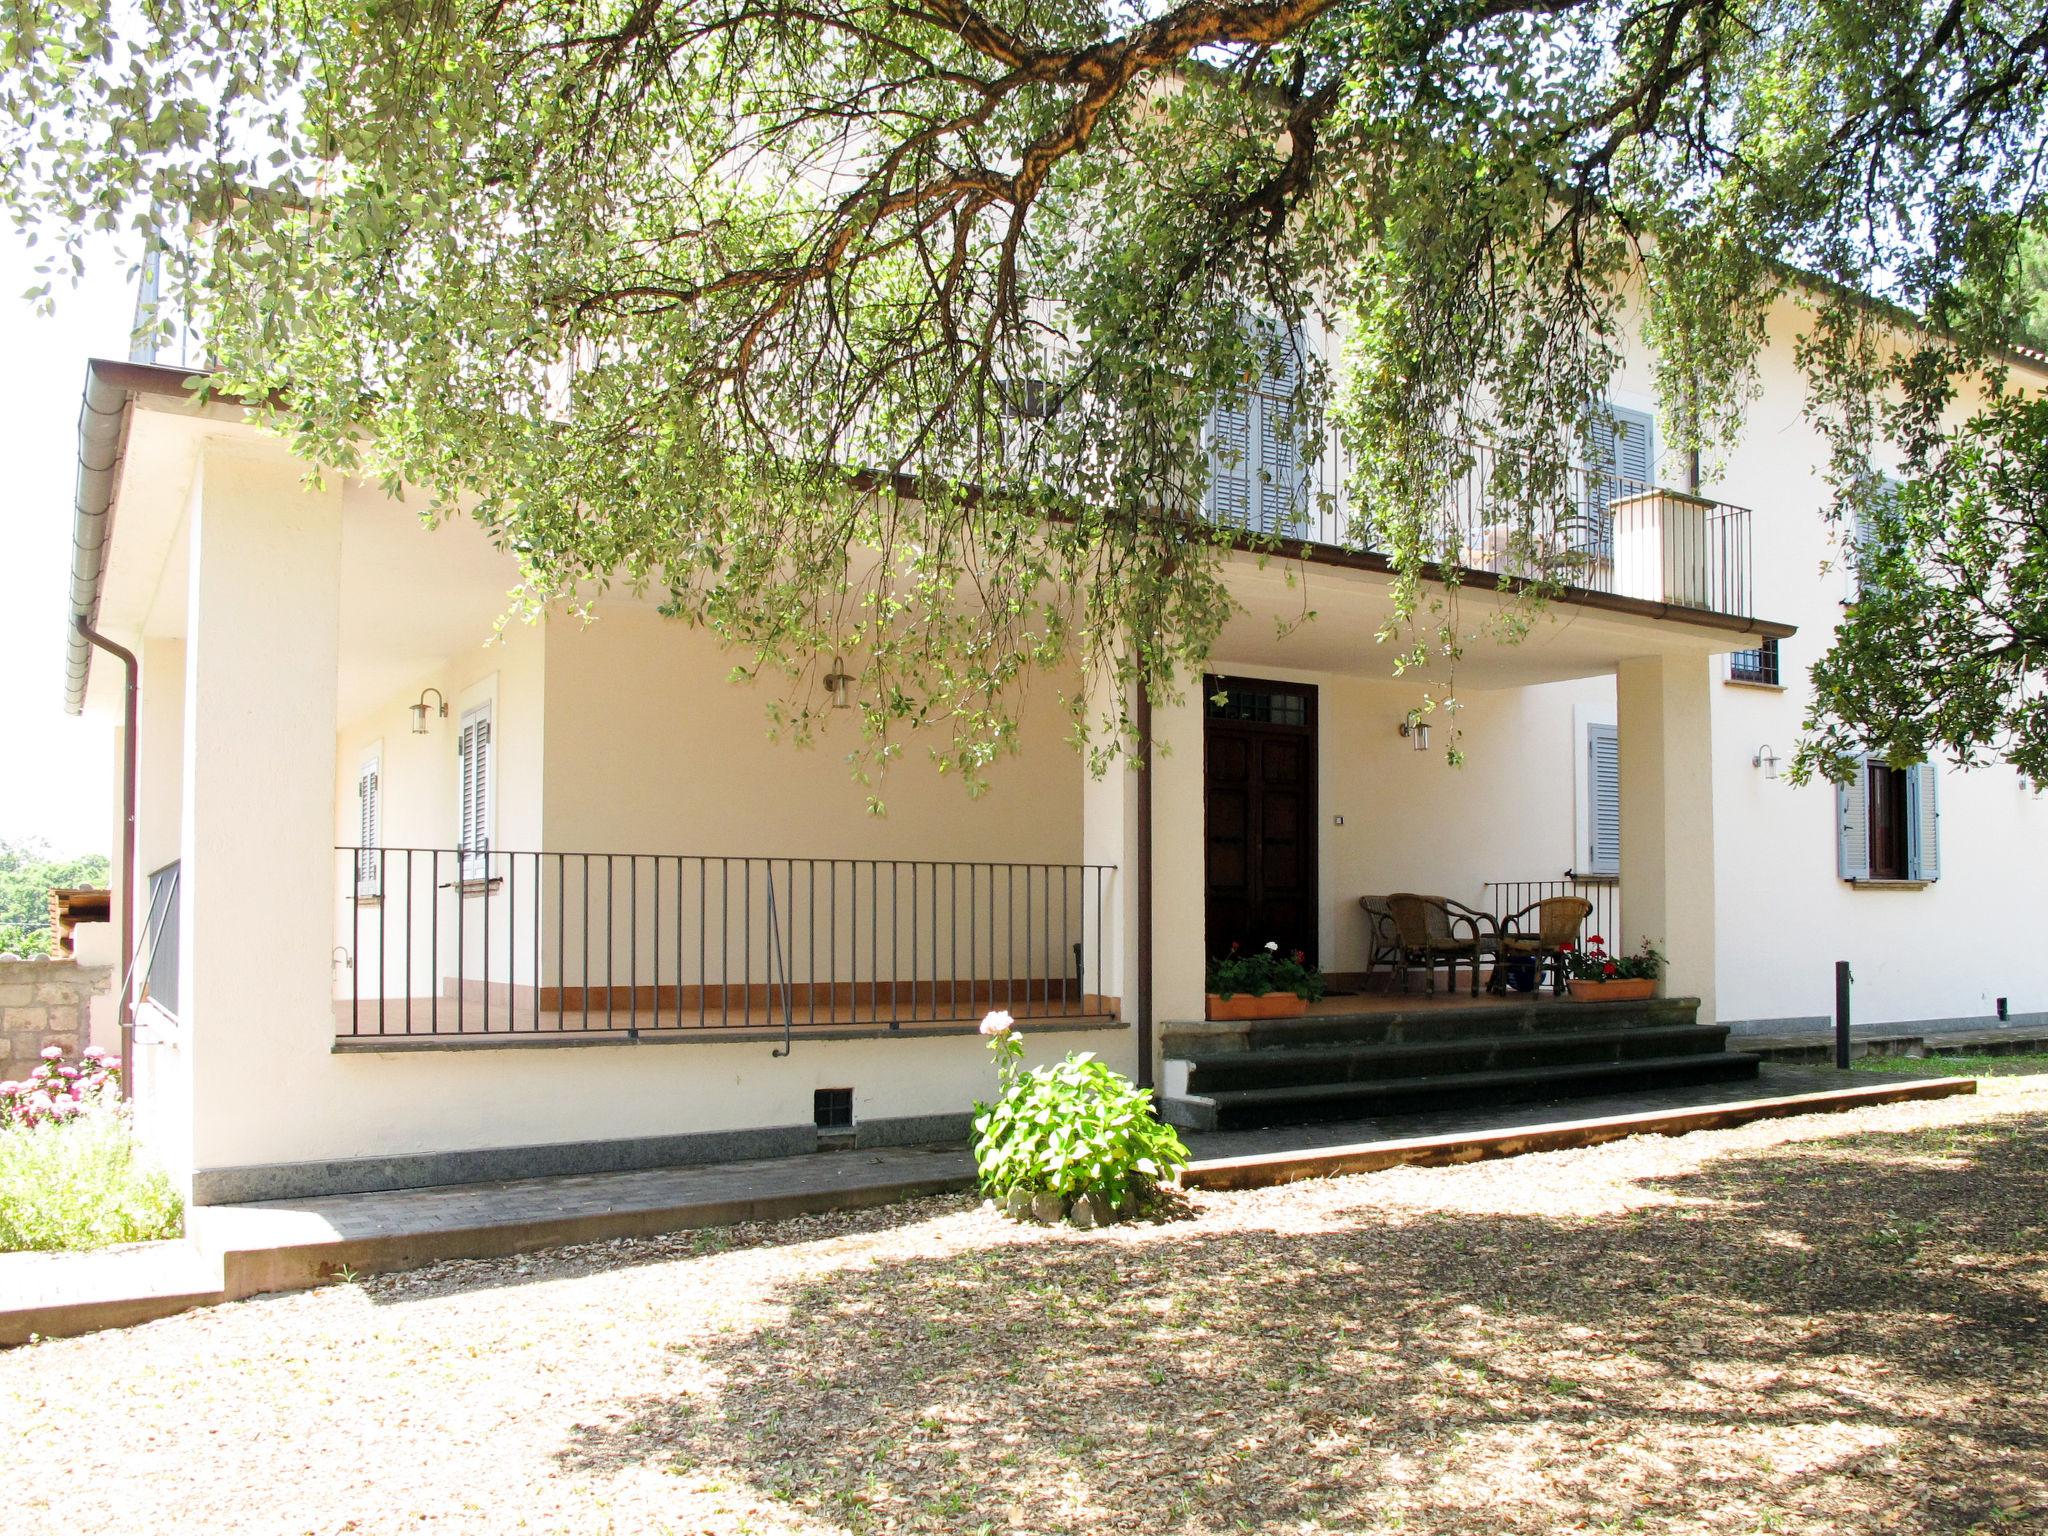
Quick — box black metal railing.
[124,860,180,1019]
[334,847,1118,1040]
[1481,877,1622,951]
[1215,432,1756,618]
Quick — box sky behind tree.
[0,228,128,854]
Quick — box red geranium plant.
[1560,935,1665,983]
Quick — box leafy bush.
[970,1013,1189,1208]
[0,1044,181,1251]
[0,1105,183,1252]
[0,838,110,956]
[1205,939,1326,1000]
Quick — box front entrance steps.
[1160,995,1762,1132]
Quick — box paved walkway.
[1,1061,1975,1345]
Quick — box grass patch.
[0,1108,183,1252]
[1855,1052,2048,1078]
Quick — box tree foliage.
[5,0,2048,781]
[0,840,110,958]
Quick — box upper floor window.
[1204,315,1312,537]
[1577,402,1654,561]
[1837,755,1939,883]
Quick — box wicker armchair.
[1489,896,1594,996]
[1384,893,1495,996]
[1358,896,1403,986]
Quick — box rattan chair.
[1385,893,1493,996]
[1489,896,1594,996]
[1358,896,1403,987]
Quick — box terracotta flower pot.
[1205,991,1309,1021]
[1565,977,1657,1002]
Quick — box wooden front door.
[1204,676,1318,963]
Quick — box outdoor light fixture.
[1398,719,1431,752]
[1752,744,1779,780]
[409,687,448,735]
[822,662,855,711]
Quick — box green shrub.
[0,1106,183,1252]
[970,1013,1189,1208]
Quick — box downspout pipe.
[1135,681,1154,1091]
[65,360,139,1097]
[76,618,138,1099]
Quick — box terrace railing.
[1221,432,1756,619]
[1481,877,1622,953]
[334,847,1118,1042]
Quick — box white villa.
[62,283,2048,1204]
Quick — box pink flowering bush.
[0,1044,120,1129]
[0,1046,181,1251]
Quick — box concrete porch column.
[1079,671,1206,1090]
[1616,653,1717,1023]
[180,442,344,1195]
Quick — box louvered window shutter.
[1907,763,1940,881]
[355,760,381,896]
[1586,723,1621,876]
[1580,403,1652,560]
[1206,395,1253,529]
[1836,756,1872,881]
[458,705,492,877]
[1207,315,1311,536]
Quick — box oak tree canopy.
[5,0,2045,783]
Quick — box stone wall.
[0,957,113,1076]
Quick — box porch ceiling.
[1214,554,1787,689]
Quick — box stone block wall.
[0,957,113,1076]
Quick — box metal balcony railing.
[1214,431,1756,618]
[334,847,1118,1041]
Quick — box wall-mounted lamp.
[822,662,855,711]
[1398,719,1431,753]
[1751,744,1779,780]
[410,687,448,735]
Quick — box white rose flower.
[978,1010,1016,1036]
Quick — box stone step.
[1159,1050,1763,1133]
[1173,1022,1733,1095]
[1163,995,1701,1054]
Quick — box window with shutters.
[1578,402,1654,561]
[1583,722,1621,877]
[355,746,382,898]
[1204,315,1312,537]
[1845,479,1899,604]
[456,703,493,879]
[1837,755,1939,883]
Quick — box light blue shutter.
[1206,394,1253,529]
[1836,757,1872,881]
[1907,763,1940,881]
[1586,722,1621,876]
[1581,403,1652,560]
[1206,315,1310,536]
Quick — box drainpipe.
[75,617,138,1099]
[1135,679,1154,1091]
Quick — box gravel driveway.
[5,1071,2045,1535]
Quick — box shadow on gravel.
[559,1111,2048,1535]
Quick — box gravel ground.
[5,1072,2045,1536]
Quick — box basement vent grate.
[814,1088,854,1130]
